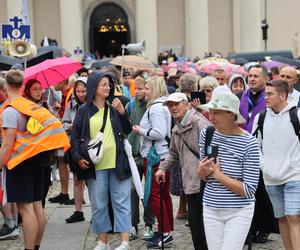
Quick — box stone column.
[185,0,209,59]
[135,0,158,63]
[59,0,84,55]
[233,0,262,52]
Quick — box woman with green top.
[71,71,132,250]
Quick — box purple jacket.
[239,89,265,132]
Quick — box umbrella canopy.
[90,58,112,69]
[37,46,64,58]
[271,55,300,68]
[0,55,21,71]
[167,61,199,73]
[196,57,229,65]
[262,60,292,71]
[110,55,154,70]
[24,57,82,88]
[199,62,247,76]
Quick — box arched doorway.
[90,3,130,58]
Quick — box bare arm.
[0,128,16,169]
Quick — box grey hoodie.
[227,73,248,93]
[139,96,172,159]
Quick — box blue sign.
[1,16,30,42]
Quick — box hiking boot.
[65,211,85,223]
[143,225,154,240]
[0,224,19,240]
[48,193,70,204]
[147,233,174,248]
[129,226,138,241]
[114,241,130,250]
[94,240,110,250]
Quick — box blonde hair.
[200,76,219,89]
[146,76,168,107]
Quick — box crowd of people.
[0,55,299,250]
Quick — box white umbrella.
[124,139,144,200]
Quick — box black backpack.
[252,106,300,142]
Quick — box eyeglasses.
[98,83,111,88]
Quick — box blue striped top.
[199,128,261,209]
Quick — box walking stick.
[159,179,164,250]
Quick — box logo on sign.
[1,16,30,42]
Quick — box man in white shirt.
[279,66,300,106]
[252,79,300,250]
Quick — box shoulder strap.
[252,109,267,140]
[128,99,134,116]
[204,126,215,156]
[297,97,300,108]
[289,106,300,142]
[100,104,108,133]
[182,137,199,158]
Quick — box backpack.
[252,106,300,142]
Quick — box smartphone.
[207,145,218,163]
[191,91,206,104]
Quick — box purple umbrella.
[262,60,293,71]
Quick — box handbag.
[87,104,108,165]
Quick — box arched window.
[90,3,130,58]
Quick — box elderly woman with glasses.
[197,91,261,250]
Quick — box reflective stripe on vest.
[2,97,70,170]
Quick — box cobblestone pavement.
[1,181,284,250]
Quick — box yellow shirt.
[89,107,116,170]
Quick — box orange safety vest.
[65,88,74,107]
[1,97,70,170]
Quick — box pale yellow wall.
[157,0,185,53]
[0,0,7,26]
[265,0,300,56]
[208,0,233,56]
[33,0,61,47]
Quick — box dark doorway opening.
[90,3,130,58]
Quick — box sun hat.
[163,92,188,105]
[200,91,246,124]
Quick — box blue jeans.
[87,169,131,234]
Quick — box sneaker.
[64,198,86,205]
[48,193,70,204]
[65,211,85,223]
[0,224,19,240]
[143,226,154,240]
[253,231,269,243]
[143,231,160,242]
[114,241,130,250]
[147,233,174,249]
[129,226,138,241]
[94,240,110,250]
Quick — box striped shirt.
[199,128,260,208]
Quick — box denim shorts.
[266,181,300,218]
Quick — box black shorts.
[6,157,46,203]
[67,150,79,176]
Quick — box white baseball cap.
[163,92,188,105]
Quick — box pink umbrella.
[24,57,82,88]
[167,61,199,73]
[199,62,247,76]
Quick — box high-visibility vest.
[1,97,70,170]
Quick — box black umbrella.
[0,55,21,70]
[271,55,300,68]
[24,51,54,67]
[90,58,112,69]
[37,46,64,58]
